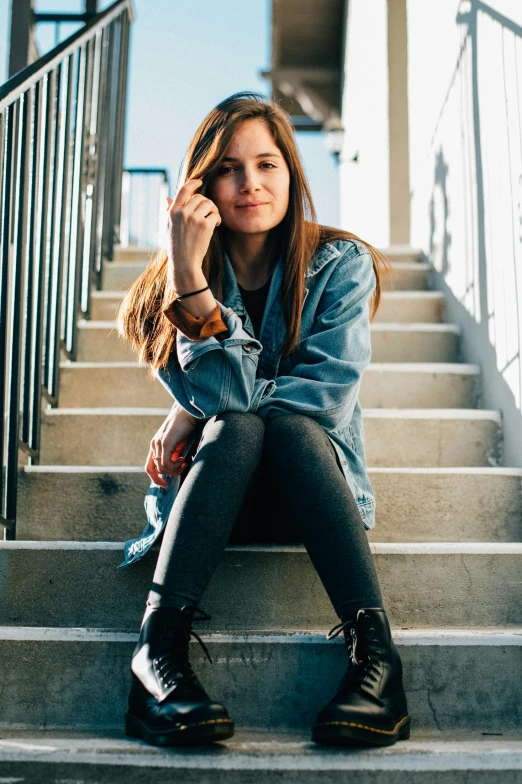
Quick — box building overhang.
[260,0,347,132]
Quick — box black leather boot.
[125,604,234,746]
[312,607,410,746]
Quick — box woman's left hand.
[145,404,200,487]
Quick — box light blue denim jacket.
[119,237,376,567]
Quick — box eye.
[217,162,277,175]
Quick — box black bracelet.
[175,285,210,300]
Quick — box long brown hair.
[117,91,394,373]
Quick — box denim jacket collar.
[221,241,343,323]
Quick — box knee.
[264,413,323,448]
[193,412,265,465]
[207,411,265,440]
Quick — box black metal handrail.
[120,167,170,249]
[0,0,135,539]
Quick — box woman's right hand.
[165,178,222,285]
[145,403,199,488]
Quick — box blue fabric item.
[119,238,377,568]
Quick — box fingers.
[170,193,221,226]
[145,446,166,488]
[168,179,221,226]
[147,437,189,480]
[192,198,221,225]
[160,436,186,476]
[172,178,203,210]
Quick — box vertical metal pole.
[63,43,88,357]
[42,66,60,400]
[0,106,14,536]
[100,21,117,262]
[111,9,130,252]
[28,74,52,461]
[4,94,30,536]
[91,25,110,290]
[20,84,39,450]
[60,52,78,350]
[50,55,73,400]
[81,30,103,309]
[78,36,96,317]
[8,0,36,78]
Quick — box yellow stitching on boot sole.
[314,714,410,736]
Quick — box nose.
[239,165,262,193]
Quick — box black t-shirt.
[237,272,273,339]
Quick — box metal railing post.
[0,0,135,539]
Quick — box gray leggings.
[147,412,383,620]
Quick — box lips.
[236,203,268,208]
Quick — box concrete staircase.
[1,245,521,781]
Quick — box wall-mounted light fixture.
[325,126,345,161]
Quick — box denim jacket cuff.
[176,300,263,372]
[163,300,229,341]
[249,377,277,412]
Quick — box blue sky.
[0,0,338,225]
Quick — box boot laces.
[326,617,381,689]
[155,606,213,690]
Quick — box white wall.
[339,0,389,248]
[408,0,522,465]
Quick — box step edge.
[0,627,521,644]
[23,465,522,476]
[2,541,522,554]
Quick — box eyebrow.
[221,152,283,162]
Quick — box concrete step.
[0,626,519,732]
[378,245,423,262]
[362,363,480,409]
[101,260,434,293]
[91,289,447,323]
[0,730,521,784]
[58,361,482,409]
[374,292,446,323]
[16,466,522,542]
[112,245,155,261]
[371,324,459,363]
[75,320,460,363]
[2,542,521,630]
[76,321,136,362]
[90,290,125,320]
[363,409,500,467]
[381,261,432,291]
[102,260,151,291]
[39,407,501,468]
[58,361,168,407]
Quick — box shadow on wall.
[429,147,452,281]
[424,0,522,466]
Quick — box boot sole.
[311,713,411,747]
[125,712,235,746]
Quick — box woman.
[117,91,410,748]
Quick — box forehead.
[224,119,280,156]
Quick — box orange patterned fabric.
[163,299,230,342]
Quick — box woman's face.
[207,119,290,237]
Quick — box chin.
[230,219,277,233]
